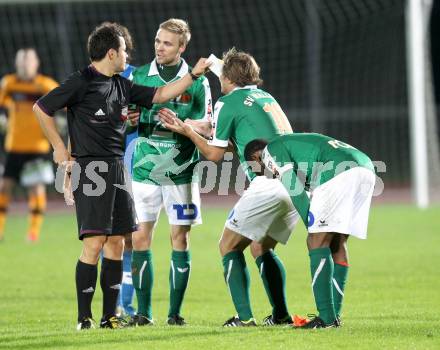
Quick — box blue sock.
[120,250,135,316]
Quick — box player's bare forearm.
[33,103,69,164]
[152,58,210,104]
[153,74,193,103]
[186,128,225,162]
[184,119,211,138]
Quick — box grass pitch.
[0,205,439,349]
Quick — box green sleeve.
[280,168,310,227]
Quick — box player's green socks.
[132,250,153,319]
[333,262,349,317]
[168,250,191,317]
[309,247,336,325]
[222,251,254,321]
[255,250,289,320]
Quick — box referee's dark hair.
[87,23,123,62]
[244,139,268,162]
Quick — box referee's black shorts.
[72,157,137,240]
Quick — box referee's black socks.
[76,260,98,322]
[100,258,123,320]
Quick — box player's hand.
[159,108,193,136]
[191,58,212,77]
[184,119,212,138]
[127,108,140,126]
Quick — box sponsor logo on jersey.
[177,93,192,103]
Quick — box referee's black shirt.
[37,65,155,158]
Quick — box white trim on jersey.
[201,78,212,122]
[262,147,294,178]
[147,58,189,78]
[208,101,229,148]
[226,85,258,96]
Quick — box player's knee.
[218,239,228,256]
[307,232,333,250]
[219,237,236,257]
[171,226,190,249]
[132,230,152,250]
[249,242,264,259]
[332,234,349,261]
[171,230,189,243]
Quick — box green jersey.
[131,59,212,185]
[208,85,292,180]
[262,133,374,225]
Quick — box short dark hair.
[244,139,268,162]
[87,23,123,61]
[100,22,134,61]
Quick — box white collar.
[225,85,258,97]
[147,58,189,78]
[232,85,257,92]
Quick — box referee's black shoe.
[76,317,96,330]
[100,315,128,329]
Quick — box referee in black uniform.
[33,22,210,330]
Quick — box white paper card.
[206,54,223,78]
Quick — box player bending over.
[244,133,376,329]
